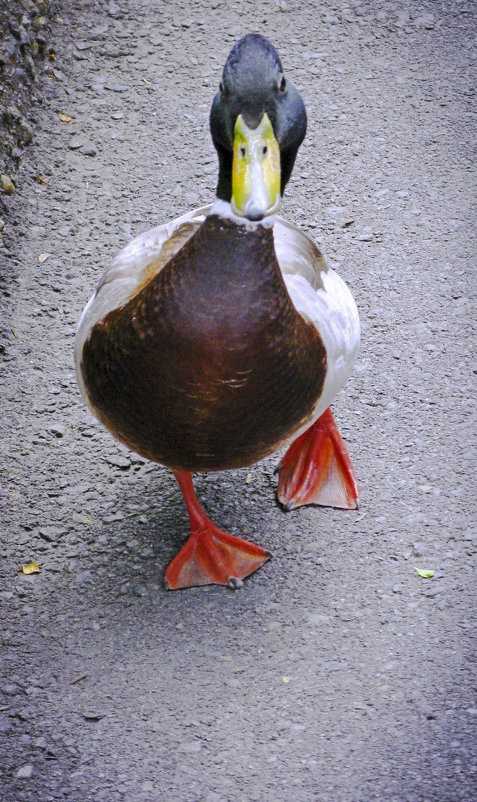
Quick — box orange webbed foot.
[165,523,270,590]
[165,471,270,590]
[276,407,359,511]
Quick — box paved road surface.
[1,1,475,800]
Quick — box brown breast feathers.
[81,215,327,471]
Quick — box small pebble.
[75,570,93,585]
[68,136,84,150]
[106,455,131,469]
[0,713,12,733]
[81,142,97,157]
[307,612,330,625]
[16,764,34,779]
[39,526,67,542]
[224,677,241,689]
[50,423,66,437]
[83,711,104,721]
[414,14,435,29]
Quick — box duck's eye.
[279,75,287,93]
[219,81,224,94]
[262,145,268,156]
[240,146,246,158]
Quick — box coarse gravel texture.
[1,1,476,801]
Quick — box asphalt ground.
[1,1,476,800]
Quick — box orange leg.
[276,407,359,511]
[165,470,270,590]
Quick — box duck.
[75,34,360,590]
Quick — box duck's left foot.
[165,524,270,590]
[276,407,359,511]
[165,471,270,590]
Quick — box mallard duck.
[75,34,360,590]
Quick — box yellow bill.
[231,113,281,220]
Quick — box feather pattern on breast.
[75,204,359,437]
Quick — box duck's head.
[210,33,307,221]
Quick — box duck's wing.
[75,205,212,357]
[274,216,360,418]
[274,216,328,289]
[75,205,212,402]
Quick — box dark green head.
[210,34,307,203]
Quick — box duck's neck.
[191,205,281,298]
[209,199,277,230]
[151,204,289,341]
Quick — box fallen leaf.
[414,567,434,578]
[282,676,292,684]
[19,562,40,575]
[38,252,51,263]
[59,113,72,123]
[36,174,48,184]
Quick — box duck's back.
[78,214,327,471]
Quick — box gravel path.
[1,1,476,800]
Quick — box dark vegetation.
[0,0,60,218]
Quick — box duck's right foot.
[276,407,360,511]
